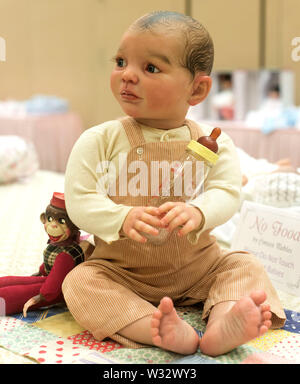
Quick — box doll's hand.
[158,202,203,237]
[122,206,163,243]
[31,272,42,276]
[23,294,42,317]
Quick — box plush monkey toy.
[0,192,84,317]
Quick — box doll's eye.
[146,64,160,73]
[47,216,53,222]
[58,218,66,225]
[115,57,126,68]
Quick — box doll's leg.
[197,251,286,356]
[200,250,286,328]
[62,261,157,348]
[0,283,48,315]
[0,281,64,316]
[0,275,46,288]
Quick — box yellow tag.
[187,140,219,165]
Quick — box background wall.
[0,0,299,129]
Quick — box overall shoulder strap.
[118,116,145,148]
[184,119,205,140]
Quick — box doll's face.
[110,29,197,129]
[40,206,71,243]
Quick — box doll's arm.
[64,126,133,244]
[39,263,47,276]
[31,263,46,276]
[39,252,75,302]
[23,294,44,317]
[23,253,75,317]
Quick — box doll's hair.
[130,11,214,76]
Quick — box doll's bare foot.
[151,297,199,355]
[199,291,272,356]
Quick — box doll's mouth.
[120,90,140,100]
[48,235,63,242]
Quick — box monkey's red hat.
[50,192,66,210]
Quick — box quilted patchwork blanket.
[0,295,300,364]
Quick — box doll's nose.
[122,66,138,84]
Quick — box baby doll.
[0,192,84,317]
[62,11,285,357]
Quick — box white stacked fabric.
[252,172,300,208]
[0,136,39,184]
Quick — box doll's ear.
[189,74,212,106]
[40,213,46,224]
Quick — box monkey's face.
[44,215,71,242]
[40,205,73,243]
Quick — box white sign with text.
[231,201,300,296]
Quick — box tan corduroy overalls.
[63,117,286,348]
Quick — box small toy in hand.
[0,192,84,317]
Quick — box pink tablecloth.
[0,113,83,172]
[201,121,300,168]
